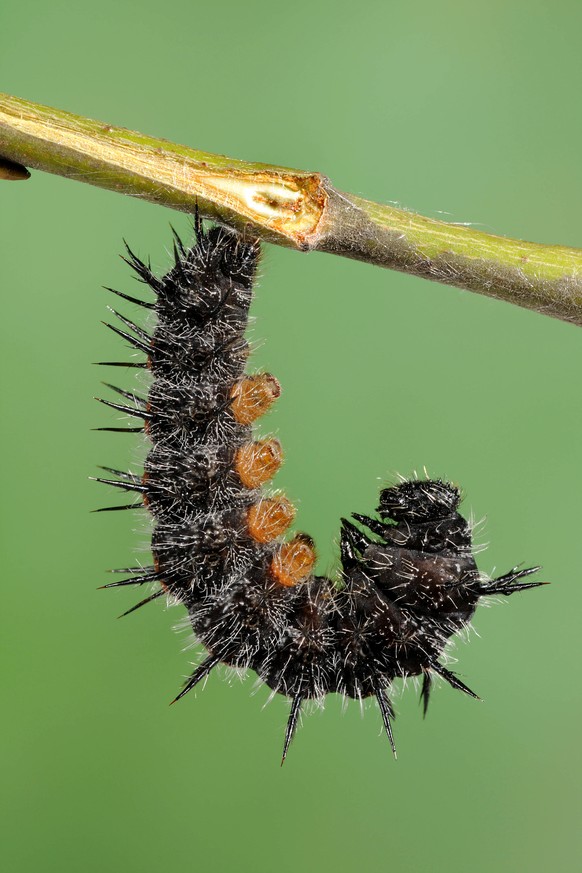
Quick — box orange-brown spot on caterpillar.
[231,373,281,425]
[270,534,317,587]
[153,554,169,591]
[144,401,152,435]
[247,496,295,543]
[235,438,283,489]
[142,470,150,507]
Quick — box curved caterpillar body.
[96,217,543,762]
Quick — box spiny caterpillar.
[95,216,543,763]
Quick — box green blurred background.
[1,1,581,871]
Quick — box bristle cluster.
[96,217,544,763]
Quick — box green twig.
[1,92,581,325]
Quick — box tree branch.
[1,92,581,325]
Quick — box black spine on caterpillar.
[96,216,545,763]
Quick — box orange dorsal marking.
[247,496,295,543]
[270,534,317,587]
[235,438,283,489]
[231,373,281,425]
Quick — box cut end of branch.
[189,168,328,249]
[0,155,30,180]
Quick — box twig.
[1,92,581,325]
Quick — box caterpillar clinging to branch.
[95,216,543,763]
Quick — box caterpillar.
[95,215,544,763]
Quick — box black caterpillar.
[95,215,544,762]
